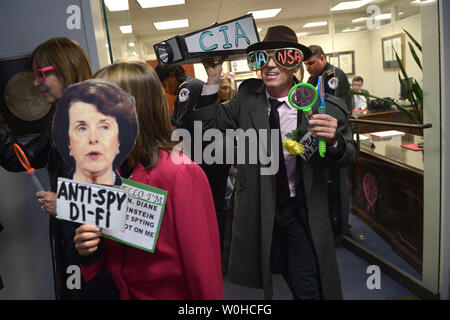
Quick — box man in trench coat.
[194,25,356,299]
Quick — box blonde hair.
[31,37,93,90]
[94,61,176,169]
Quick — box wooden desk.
[352,110,421,135]
[349,133,423,273]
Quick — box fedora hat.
[246,25,311,60]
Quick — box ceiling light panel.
[247,9,282,19]
[137,0,185,9]
[104,0,129,12]
[154,19,189,30]
[119,25,133,34]
[331,0,373,11]
[303,21,328,28]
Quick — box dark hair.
[352,76,364,84]
[155,64,186,84]
[94,61,177,169]
[308,45,325,58]
[53,79,138,170]
[31,37,92,91]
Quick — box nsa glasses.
[247,48,304,72]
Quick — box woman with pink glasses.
[0,37,118,299]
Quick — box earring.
[117,148,120,155]
[69,150,72,156]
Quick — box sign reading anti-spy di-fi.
[56,177,128,231]
[154,14,259,65]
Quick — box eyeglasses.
[32,66,55,82]
[247,48,304,72]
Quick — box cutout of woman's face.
[68,102,120,183]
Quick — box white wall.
[296,14,422,99]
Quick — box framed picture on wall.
[382,33,405,69]
[0,55,54,138]
[325,50,355,76]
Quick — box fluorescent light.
[411,0,435,4]
[296,32,308,37]
[303,21,328,28]
[119,25,133,34]
[128,42,135,47]
[342,27,363,32]
[352,17,368,23]
[104,0,129,12]
[154,19,189,30]
[352,13,391,23]
[399,11,405,15]
[331,0,373,11]
[257,28,262,32]
[247,9,282,19]
[137,0,185,8]
[375,13,391,20]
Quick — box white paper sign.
[103,178,167,253]
[299,131,318,161]
[184,15,258,53]
[56,177,127,231]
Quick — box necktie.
[268,98,290,204]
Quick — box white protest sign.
[184,15,259,53]
[103,178,167,253]
[299,131,319,161]
[56,177,127,231]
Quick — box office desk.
[352,109,421,135]
[349,133,423,273]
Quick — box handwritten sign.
[56,177,127,231]
[103,178,167,253]
[299,131,318,161]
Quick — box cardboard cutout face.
[52,79,138,186]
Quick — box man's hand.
[74,225,102,256]
[201,57,225,85]
[308,114,338,145]
[36,191,57,216]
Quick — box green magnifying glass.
[288,83,318,121]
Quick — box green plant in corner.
[349,29,423,132]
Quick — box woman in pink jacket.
[73,61,223,300]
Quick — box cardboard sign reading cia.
[154,14,259,65]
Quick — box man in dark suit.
[305,45,354,240]
[304,45,352,113]
[195,26,356,300]
[351,76,370,111]
[156,64,230,260]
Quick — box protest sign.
[56,177,128,231]
[103,178,167,253]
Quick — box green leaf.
[403,28,422,52]
[409,42,422,71]
[396,104,417,124]
[285,127,308,142]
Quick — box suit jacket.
[308,63,352,113]
[194,78,356,299]
[351,89,371,110]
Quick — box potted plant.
[349,29,423,134]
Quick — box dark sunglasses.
[32,66,55,82]
[247,48,304,71]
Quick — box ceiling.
[101,0,422,59]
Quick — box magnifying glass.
[13,143,46,191]
[288,83,318,121]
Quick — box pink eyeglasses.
[32,66,55,82]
